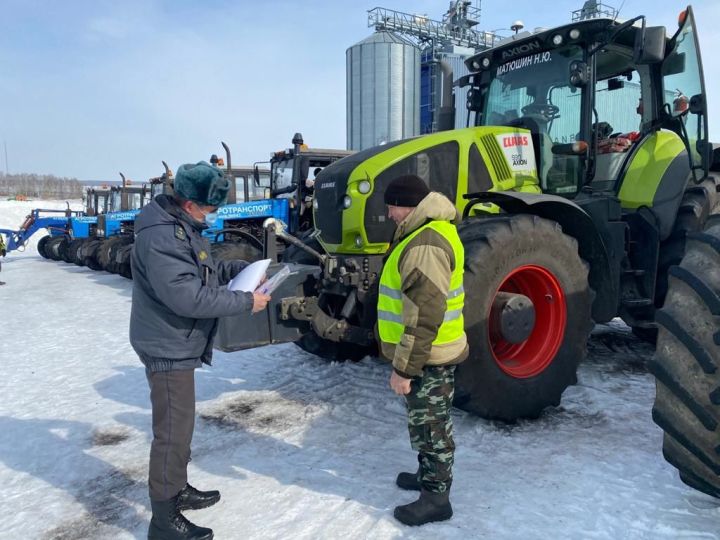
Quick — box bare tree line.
[0,173,83,199]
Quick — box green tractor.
[218,7,720,497]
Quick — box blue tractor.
[208,136,352,263]
[0,206,83,259]
[79,173,149,271]
[62,185,112,264]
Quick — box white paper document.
[227,259,271,292]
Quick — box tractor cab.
[255,134,354,233]
[146,162,174,203]
[84,186,111,217]
[109,175,147,213]
[462,6,709,215]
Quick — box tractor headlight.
[481,57,491,68]
[312,198,319,210]
[354,235,363,248]
[569,28,580,40]
[552,34,563,46]
[343,195,352,209]
[472,60,481,70]
[358,180,371,194]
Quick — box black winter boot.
[148,497,214,540]
[395,468,421,491]
[393,489,453,526]
[176,484,221,511]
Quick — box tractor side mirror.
[253,165,260,185]
[634,25,666,65]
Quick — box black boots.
[176,484,221,511]
[394,489,453,526]
[395,468,421,491]
[148,497,214,540]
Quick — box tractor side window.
[467,143,492,195]
[235,175,248,203]
[663,13,706,171]
[129,192,142,210]
[594,74,642,136]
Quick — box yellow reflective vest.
[377,220,465,346]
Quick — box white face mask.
[204,212,218,227]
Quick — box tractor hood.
[313,126,540,255]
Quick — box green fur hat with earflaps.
[174,161,230,207]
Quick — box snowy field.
[1,200,719,539]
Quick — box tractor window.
[594,74,642,135]
[467,143,492,195]
[129,192,142,210]
[663,10,706,172]
[110,191,121,212]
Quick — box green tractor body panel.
[619,130,687,209]
[315,126,541,254]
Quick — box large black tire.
[98,236,132,273]
[67,238,87,266]
[62,238,82,264]
[37,235,51,259]
[116,244,133,279]
[284,231,373,362]
[649,215,720,498]
[635,176,720,342]
[83,239,104,271]
[454,214,594,421]
[211,240,262,263]
[45,236,68,261]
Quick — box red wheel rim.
[489,265,566,378]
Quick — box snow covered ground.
[0,200,719,539]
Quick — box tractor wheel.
[636,175,720,342]
[649,215,720,498]
[67,238,86,265]
[99,236,132,273]
[454,214,593,421]
[116,245,133,279]
[284,231,373,362]
[83,239,104,271]
[211,240,263,263]
[45,236,66,261]
[37,235,51,259]
[62,238,82,263]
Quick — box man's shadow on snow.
[0,416,146,538]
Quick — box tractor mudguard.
[465,190,620,323]
[215,262,320,352]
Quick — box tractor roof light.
[472,59,481,70]
[569,28,580,40]
[552,34,564,46]
[481,57,491,68]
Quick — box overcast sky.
[1,0,718,181]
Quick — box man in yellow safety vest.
[377,174,468,526]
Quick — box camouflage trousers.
[405,365,456,493]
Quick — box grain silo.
[346,31,421,151]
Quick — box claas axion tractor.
[222,6,719,497]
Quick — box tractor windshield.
[271,158,294,196]
[479,45,586,194]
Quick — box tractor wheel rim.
[489,265,566,378]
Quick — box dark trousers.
[146,369,196,501]
[405,365,456,493]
